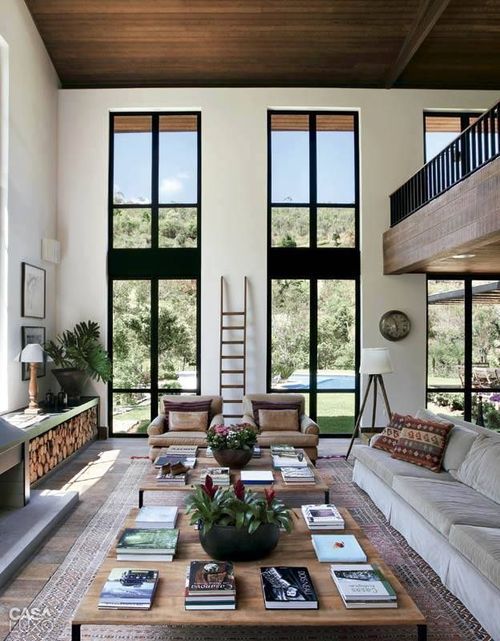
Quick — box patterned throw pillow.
[169,410,209,432]
[372,413,408,454]
[251,400,302,426]
[391,415,454,472]
[163,399,212,431]
[258,409,299,431]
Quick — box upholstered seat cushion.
[453,435,500,503]
[149,431,208,447]
[257,431,319,447]
[449,524,500,589]
[392,476,500,537]
[353,444,455,487]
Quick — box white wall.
[0,0,59,412]
[57,88,498,426]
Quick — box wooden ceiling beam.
[384,0,452,88]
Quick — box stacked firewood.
[28,406,98,483]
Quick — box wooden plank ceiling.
[24,0,500,89]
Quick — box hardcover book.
[154,454,196,469]
[199,467,231,485]
[135,506,178,528]
[330,564,396,601]
[311,534,367,563]
[117,528,179,553]
[98,568,159,610]
[240,470,274,484]
[166,445,198,456]
[260,567,318,609]
[301,504,343,522]
[187,561,235,594]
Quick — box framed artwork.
[21,326,46,380]
[22,262,46,319]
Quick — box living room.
[0,1,499,640]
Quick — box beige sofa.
[352,409,500,641]
[242,393,319,463]
[147,395,223,462]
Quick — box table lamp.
[346,347,393,459]
[15,343,52,415]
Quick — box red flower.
[234,479,245,501]
[201,474,218,499]
[264,488,275,506]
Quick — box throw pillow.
[372,413,408,453]
[454,435,500,503]
[391,415,453,472]
[169,410,209,432]
[163,399,212,431]
[258,408,299,431]
[251,400,302,426]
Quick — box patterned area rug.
[5,459,492,641]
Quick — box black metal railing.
[390,101,500,226]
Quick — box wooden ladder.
[219,276,248,421]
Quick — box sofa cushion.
[449,524,500,589]
[169,410,208,432]
[454,435,500,504]
[443,426,478,474]
[163,399,211,431]
[258,408,299,431]
[257,431,318,447]
[353,444,455,487]
[149,431,208,447]
[391,415,453,472]
[251,400,302,426]
[392,476,500,537]
[372,413,407,453]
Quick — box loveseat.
[352,409,500,641]
[242,393,319,463]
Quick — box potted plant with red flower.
[207,423,259,469]
[185,475,292,561]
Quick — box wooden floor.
[0,438,349,640]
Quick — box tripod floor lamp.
[346,348,393,460]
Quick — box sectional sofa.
[352,410,500,641]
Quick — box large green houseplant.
[45,321,112,401]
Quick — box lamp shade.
[15,343,52,364]
[359,348,393,375]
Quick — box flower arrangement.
[185,475,293,536]
[207,423,259,451]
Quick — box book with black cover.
[260,567,318,609]
[187,561,235,595]
[154,454,196,468]
[98,568,159,610]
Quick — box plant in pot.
[186,475,292,561]
[44,321,112,403]
[207,423,259,469]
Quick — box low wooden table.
[71,508,427,640]
[138,449,329,507]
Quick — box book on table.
[199,467,231,486]
[135,506,178,529]
[330,563,398,609]
[272,453,307,469]
[185,561,236,610]
[301,504,345,530]
[311,533,367,563]
[270,444,297,455]
[166,445,198,456]
[155,470,188,484]
[281,466,316,484]
[260,567,318,609]
[98,568,159,610]
[153,454,197,469]
[116,528,179,562]
[240,470,274,485]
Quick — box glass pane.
[112,280,151,388]
[112,393,151,434]
[472,393,500,432]
[159,207,197,248]
[113,208,151,248]
[113,115,152,204]
[271,114,309,203]
[271,279,310,386]
[427,280,465,388]
[159,115,198,204]
[271,207,309,247]
[472,280,500,388]
[318,280,356,387]
[158,280,197,390]
[424,115,461,162]
[317,207,355,248]
[317,393,355,434]
[316,115,355,204]
[427,392,464,419]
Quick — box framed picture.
[22,262,46,319]
[21,326,46,380]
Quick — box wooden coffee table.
[138,449,329,507]
[70,507,427,640]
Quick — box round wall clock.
[379,310,411,341]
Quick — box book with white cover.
[330,564,396,601]
[166,445,198,456]
[240,470,274,484]
[311,534,367,563]
[301,504,344,522]
[135,506,178,529]
[272,455,307,469]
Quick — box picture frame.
[22,262,46,319]
[21,326,46,380]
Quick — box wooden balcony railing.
[390,101,500,226]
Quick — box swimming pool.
[280,373,355,390]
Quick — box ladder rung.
[221,355,244,359]
[222,325,245,330]
[221,369,244,374]
[221,384,245,389]
[222,340,244,344]
[224,414,243,418]
[222,312,244,316]
[223,399,243,403]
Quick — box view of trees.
[112,207,198,249]
[271,207,355,248]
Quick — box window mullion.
[151,113,159,250]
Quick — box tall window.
[109,113,201,435]
[268,112,359,436]
[427,278,500,429]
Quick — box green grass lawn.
[113,405,150,434]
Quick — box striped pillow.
[372,413,408,454]
[163,399,212,431]
[251,400,302,426]
[391,415,454,472]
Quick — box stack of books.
[271,447,307,469]
[134,506,178,529]
[260,566,318,609]
[240,470,274,485]
[153,453,197,469]
[271,444,297,455]
[116,527,179,562]
[311,534,367,563]
[166,445,198,457]
[281,466,315,484]
[156,469,188,485]
[199,467,231,486]
[184,561,236,610]
[98,568,159,610]
[330,563,397,609]
[301,504,345,530]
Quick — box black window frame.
[423,110,482,166]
